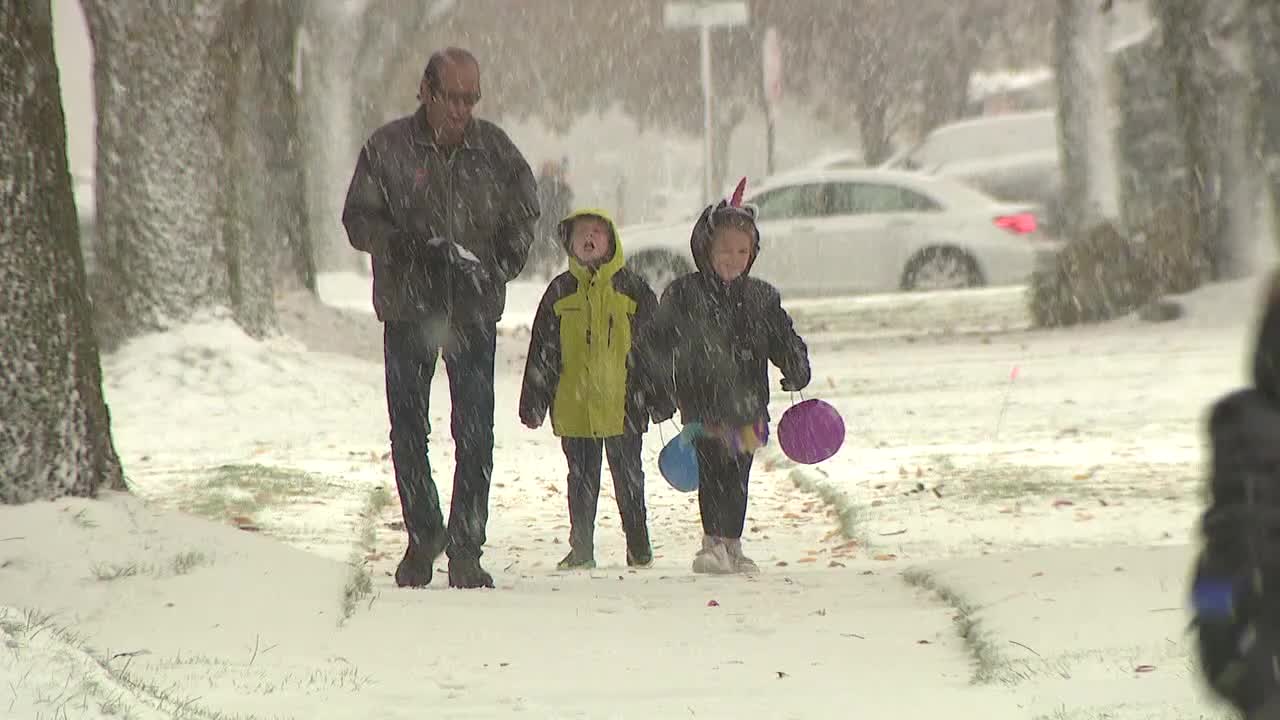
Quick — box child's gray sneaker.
[723,538,759,575]
[692,535,736,574]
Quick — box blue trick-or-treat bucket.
[659,424,702,493]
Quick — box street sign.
[663,1,748,29]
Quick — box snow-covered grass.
[0,272,1266,718]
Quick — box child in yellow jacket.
[518,209,673,569]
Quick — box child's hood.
[557,208,624,276]
[689,177,761,282]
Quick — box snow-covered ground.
[2,272,1264,719]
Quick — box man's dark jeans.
[383,318,496,563]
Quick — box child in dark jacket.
[650,180,811,574]
[1192,271,1280,719]
[519,209,673,570]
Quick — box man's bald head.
[419,47,481,147]
[422,47,479,96]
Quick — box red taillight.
[994,213,1037,235]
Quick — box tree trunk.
[0,0,125,503]
[1053,0,1121,241]
[917,6,980,136]
[81,0,278,341]
[856,99,892,166]
[1154,0,1224,272]
[300,2,365,276]
[1208,0,1265,278]
[258,0,315,294]
[1255,1,1280,258]
[217,1,279,337]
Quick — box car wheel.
[631,251,692,296]
[900,247,984,291]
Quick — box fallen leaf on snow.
[828,561,846,568]
[707,600,720,607]
[873,553,898,561]
[1134,665,1156,673]
[230,516,260,532]
[1052,499,1075,508]
[797,557,818,563]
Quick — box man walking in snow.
[342,47,539,589]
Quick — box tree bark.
[1154,0,1223,271]
[0,0,125,503]
[81,0,279,341]
[849,17,895,166]
[258,0,315,294]
[217,0,279,337]
[1208,0,1265,278]
[1253,1,1280,257]
[917,5,981,136]
[300,1,365,275]
[1053,0,1121,241]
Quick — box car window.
[826,182,941,215]
[750,184,827,221]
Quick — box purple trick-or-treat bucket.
[777,399,845,464]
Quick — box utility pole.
[663,1,749,206]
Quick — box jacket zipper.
[444,148,457,323]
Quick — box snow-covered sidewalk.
[1,276,1263,718]
[903,545,1228,719]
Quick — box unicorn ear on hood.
[729,177,747,208]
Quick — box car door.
[745,183,829,294]
[822,182,943,293]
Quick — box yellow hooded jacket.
[518,209,665,437]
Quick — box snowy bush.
[1028,208,1210,328]
[1028,222,1153,327]
[1137,205,1211,296]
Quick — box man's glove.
[649,398,676,424]
[780,377,806,392]
[431,237,491,292]
[520,407,545,430]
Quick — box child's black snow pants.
[561,434,650,558]
[693,436,753,539]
